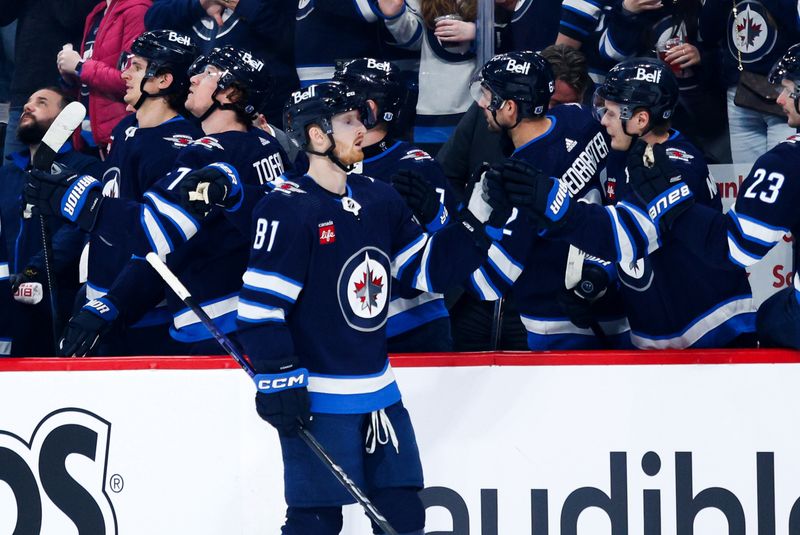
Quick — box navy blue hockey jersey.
[236,173,489,414]
[86,115,201,327]
[467,104,628,349]
[94,128,289,343]
[356,139,457,343]
[548,131,756,348]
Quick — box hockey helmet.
[188,45,272,121]
[470,51,555,120]
[119,30,198,108]
[333,58,404,128]
[592,58,678,127]
[283,82,368,151]
[769,43,800,112]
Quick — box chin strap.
[307,133,356,173]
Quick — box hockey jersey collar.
[8,141,74,171]
[362,138,402,163]
[512,115,557,156]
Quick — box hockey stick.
[29,101,87,353]
[144,252,400,535]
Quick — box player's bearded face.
[331,111,366,165]
[17,90,60,145]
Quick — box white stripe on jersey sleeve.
[487,243,524,284]
[391,233,428,278]
[353,0,379,22]
[144,192,199,242]
[242,269,303,303]
[470,267,501,301]
[616,201,661,254]
[237,299,286,323]
[142,205,173,260]
[727,233,762,268]
[729,206,788,247]
[605,206,636,265]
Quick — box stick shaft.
[144,253,399,535]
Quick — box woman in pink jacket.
[57,0,151,154]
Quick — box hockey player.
[84,29,201,355]
[235,81,506,534]
[466,51,628,349]
[333,57,457,352]
[499,58,756,348]
[638,44,800,348]
[24,45,289,355]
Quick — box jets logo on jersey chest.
[192,136,224,151]
[163,134,194,149]
[337,247,391,332]
[400,149,433,162]
[665,147,694,162]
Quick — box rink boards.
[1,350,800,534]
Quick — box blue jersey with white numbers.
[94,128,289,343]
[357,139,457,342]
[467,104,628,349]
[673,133,800,298]
[86,115,201,325]
[236,173,488,414]
[548,131,755,348]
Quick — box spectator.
[379,0,480,145]
[0,0,96,159]
[0,87,103,356]
[495,0,561,53]
[57,0,151,155]
[144,0,297,125]
[556,0,617,84]
[700,0,799,164]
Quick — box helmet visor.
[591,87,608,122]
[117,51,135,72]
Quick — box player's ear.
[307,124,328,151]
[158,72,174,90]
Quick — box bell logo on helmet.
[366,59,391,72]
[506,59,531,75]
[634,67,661,84]
[292,86,316,104]
[241,52,264,72]
[167,31,192,46]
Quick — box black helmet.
[333,58,404,128]
[593,58,679,127]
[470,51,554,121]
[188,45,272,122]
[120,30,198,109]
[283,82,367,171]
[769,43,800,112]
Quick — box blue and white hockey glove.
[253,360,311,436]
[24,163,103,232]
[500,159,571,230]
[391,170,450,232]
[59,296,119,357]
[627,141,694,233]
[178,162,243,218]
[459,163,512,248]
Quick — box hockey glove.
[59,296,119,357]
[500,159,571,230]
[391,170,449,231]
[254,360,311,436]
[626,141,694,233]
[24,163,103,232]
[459,163,513,248]
[557,262,610,329]
[178,162,243,218]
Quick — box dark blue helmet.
[188,45,272,120]
[769,43,800,112]
[333,58,404,128]
[283,82,367,151]
[593,58,679,125]
[470,51,554,119]
[120,30,198,108]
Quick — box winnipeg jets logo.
[729,1,776,62]
[102,167,121,198]
[565,138,577,152]
[400,149,433,162]
[617,258,654,291]
[192,136,224,151]
[338,247,391,331]
[163,134,194,148]
[665,147,694,162]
